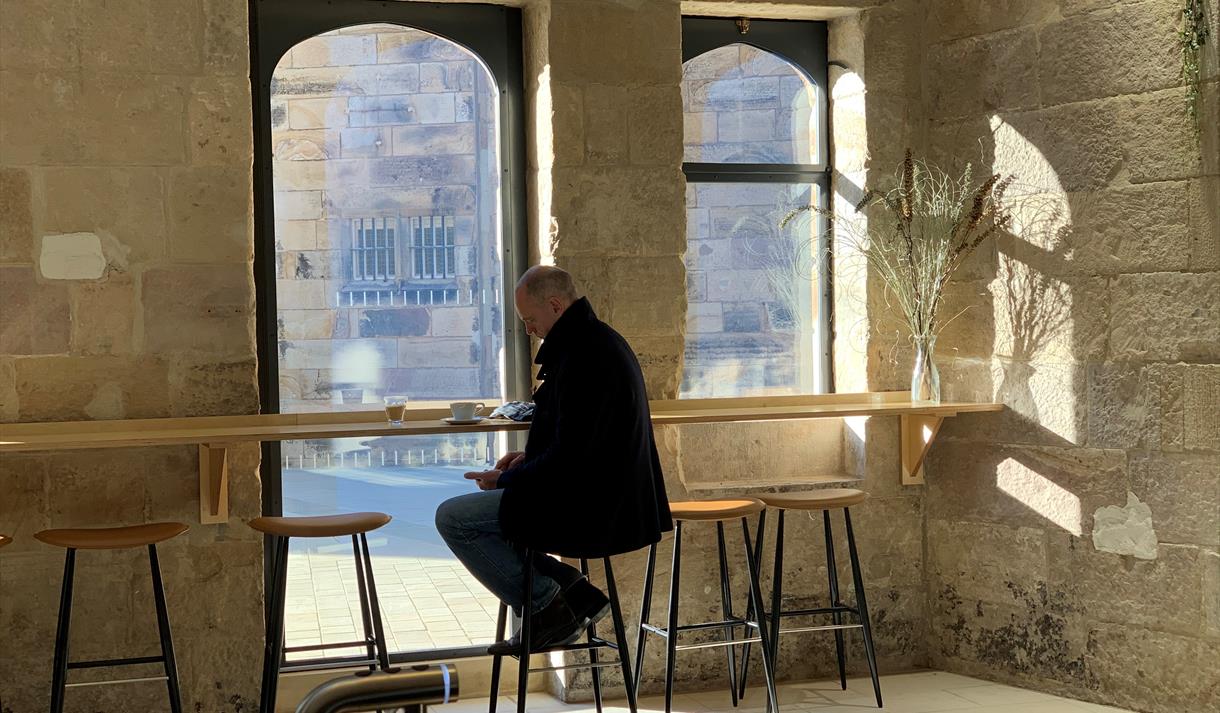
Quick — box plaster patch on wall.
[84,382,124,420]
[39,232,106,280]
[1092,492,1158,560]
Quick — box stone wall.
[920,1,1220,712]
[0,0,263,711]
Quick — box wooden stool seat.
[669,498,764,522]
[0,534,11,548]
[248,512,390,538]
[750,488,868,510]
[34,522,188,550]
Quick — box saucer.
[442,416,486,425]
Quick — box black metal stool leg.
[768,509,786,711]
[49,548,76,713]
[149,544,184,713]
[742,517,779,713]
[738,508,767,700]
[823,510,847,690]
[604,556,638,713]
[260,536,290,713]
[580,559,604,713]
[663,522,682,713]
[844,509,882,708]
[489,600,507,713]
[633,543,657,691]
[715,522,739,708]
[516,550,534,713]
[351,534,377,671]
[358,533,392,670]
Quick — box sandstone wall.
[921,1,1220,712]
[0,0,263,711]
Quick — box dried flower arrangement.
[783,150,1013,402]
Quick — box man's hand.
[465,469,502,491]
[494,451,526,471]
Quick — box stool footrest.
[504,636,620,659]
[777,605,857,618]
[68,655,164,670]
[527,659,626,673]
[675,636,762,652]
[777,623,864,635]
[281,656,380,674]
[284,639,374,654]
[65,675,168,689]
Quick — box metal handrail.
[295,664,458,713]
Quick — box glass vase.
[911,334,941,404]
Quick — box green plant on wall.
[1181,0,1211,136]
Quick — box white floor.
[433,671,1134,713]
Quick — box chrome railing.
[295,664,458,713]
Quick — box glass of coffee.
[383,395,409,425]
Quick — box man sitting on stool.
[436,265,672,653]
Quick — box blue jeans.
[435,490,582,615]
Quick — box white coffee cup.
[450,401,486,420]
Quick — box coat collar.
[534,297,596,366]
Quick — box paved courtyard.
[281,463,502,658]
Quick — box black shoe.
[488,593,584,656]
[564,577,611,627]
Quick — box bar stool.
[35,522,189,713]
[249,512,393,713]
[489,552,637,713]
[636,499,778,713]
[738,489,882,708]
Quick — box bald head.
[514,265,580,338]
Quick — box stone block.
[625,334,684,399]
[1039,0,1180,105]
[1119,89,1203,184]
[551,166,686,258]
[385,367,480,398]
[430,306,478,337]
[0,167,33,262]
[77,0,203,74]
[1048,537,1203,636]
[677,419,843,486]
[1130,453,1219,547]
[1189,176,1220,270]
[397,338,475,368]
[71,275,135,355]
[142,265,254,358]
[0,266,70,355]
[13,355,170,420]
[271,65,379,98]
[168,167,253,263]
[339,126,391,158]
[412,93,457,124]
[377,33,470,63]
[601,257,686,338]
[925,0,1058,43]
[276,277,328,310]
[1205,549,1220,639]
[548,0,681,87]
[682,111,716,148]
[926,29,1039,119]
[203,0,249,75]
[279,309,336,340]
[276,220,318,251]
[1087,361,1159,449]
[288,97,349,129]
[1110,272,1220,362]
[550,82,584,169]
[292,34,377,67]
[628,86,682,167]
[1057,182,1191,274]
[274,190,324,221]
[358,308,430,338]
[583,84,629,165]
[369,155,476,187]
[279,337,396,372]
[273,129,339,161]
[0,0,79,70]
[686,301,722,333]
[41,167,166,265]
[927,441,1127,536]
[1085,622,1220,712]
[188,77,253,166]
[928,518,1049,604]
[1183,364,1219,451]
[168,359,259,417]
[392,124,475,156]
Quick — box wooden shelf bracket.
[900,414,945,486]
[199,443,230,524]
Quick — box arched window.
[680,18,830,397]
[252,0,524,664]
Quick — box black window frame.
[681,16,833,393]
[250,0,528,663]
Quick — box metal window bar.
[411,216,456,279]
[350,218,396,281]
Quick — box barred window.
[410,215,456,279]
[350,217,396,281]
